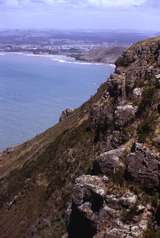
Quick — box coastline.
[0,51,115,151]
[0,51,115,67]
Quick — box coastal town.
[0,30,152,64]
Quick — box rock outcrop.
[92,146,126,176]
[59,108,74,122]
[126,143,160,191]
[66,37,160,238]
[0,37,160,238]
[114,104,137,127]
[67,175,153,238]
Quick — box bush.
[143,229,160,238]
[138,120,152,142]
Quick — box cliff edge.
[0,36,160,238]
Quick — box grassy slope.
[0,78,109,238]
[0,36,159,238]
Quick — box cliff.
[0,36,160,238]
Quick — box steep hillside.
[0,36,160,238]
[71,46,125,64]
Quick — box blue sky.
[0,0,160,31]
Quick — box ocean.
[0,53,113,149]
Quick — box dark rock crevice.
[67,203,97,238]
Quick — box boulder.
[153,136,160,146]
[126,143,160,191]
[92,146,125,176]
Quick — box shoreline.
[0,51,115,152]
[0,51,115,67]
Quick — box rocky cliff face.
[0,37,160,238]
[65,37,160,238]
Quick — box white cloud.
[87,0,146,7]
[1,0,159,30]
[5,0,19,7]
[0,0,148,8]
[1,0,159,13]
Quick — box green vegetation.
[137,85,155,117]
[138,119,153,142]
[143,229,160,238]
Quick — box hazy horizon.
[1,0,160,31]
[0,28,158,34]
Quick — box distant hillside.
[0,30,154,44]
[72,46,125,64]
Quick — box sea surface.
[0,53,113,149]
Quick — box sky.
[0,0,160,31]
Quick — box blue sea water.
[0,53,113,149]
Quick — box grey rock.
[126,143,160,191]
[155,74,160,79]
[59,108,73,122]
[133,88,143,100]
[93,146,125,176]
[72,175,109,206]
[120,192,137,208]
[153,136,160,146]
[67,175,152,238]
[115,104,137,127]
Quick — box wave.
[0,51,114,67]
[51,58,98,65]
[109,64,116,68]
[50,56,105,66]
[0,53,6,56]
